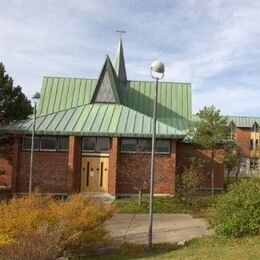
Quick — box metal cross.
[116,30,126,40]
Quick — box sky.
[1,0,260,116]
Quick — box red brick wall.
[109,138,118,196]
[117,140,176,195]
[16,151,69,193]
[176,143,224,189]
[235,127,251,157]
[68,136,81,193]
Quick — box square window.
[57,137,69,151]
[156,139,170,153]
[82,137,96,152]
[96,137,109,151]
[40,136,57,151]
[22,137,39,151]
[121,139,137,152]
[138,139,152,152]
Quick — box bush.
[179,157,204,206]
[209,177,260,237]
[0,193,113,256]
[0,230,60,260]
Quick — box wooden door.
[81,157,109,192]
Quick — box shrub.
[179,157,204,206]
[209,177,260,237]
[0,230,60,260]
[0,193,113,256]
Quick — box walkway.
[105,213,213,246]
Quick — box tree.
[0,62,32,125]
[223,145,244,185]
[120,154,150,206]
[188,105,230,195]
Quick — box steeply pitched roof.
[1,39,193,138]
[91,56,121,103]
[2,104,188,138]
[114,39,127,82]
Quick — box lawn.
[79,235,260,260]
[112,194,222,217]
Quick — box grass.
[75,235,260,259]
[112,194,223,217]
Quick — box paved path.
[105,214,213,246]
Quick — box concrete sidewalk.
[104,214,213,245]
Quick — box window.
[82,137,96,151]
[250,158,258,170]
[57,137,69,151]
[82,137,109,152]
[120,138,171,154]
[40,136,57,151]
[121,139,137,152]
[156,139,171,153]
[96,137,109,152]
[22,137,39,151]
[138,139,152,152]
[250,139,254,149]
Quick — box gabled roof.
[226,116,260,128]
[192,114,260,128]
[1,104,189,138]
[91,56,121,104]
[114,39,127,82]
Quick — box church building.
[0,39,259,197]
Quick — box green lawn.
[112,194,222,217]
[78,235,260,260]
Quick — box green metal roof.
[37,76,192,126]
[226,116,260,128]
[2,104,189,138]
[3,39,192,138]
[192,114,260,128]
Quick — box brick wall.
[235,127,251,157]
[117,140,176,195]
[109,137,118,196]
[68,136,81,193]
[176,143,224,189]
[16,151,69,193]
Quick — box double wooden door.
[81,156,109,192]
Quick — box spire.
[114,39,127,82]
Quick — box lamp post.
[29,91,41,195]
[148,60,165,251]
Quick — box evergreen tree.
[188,105,230,195]
[0,62,32,125]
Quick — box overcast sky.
[1,0,260,116]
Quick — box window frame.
[22,136,40,151]
[57,136,69,152]
[120,138,171,154]
[22,136,69,152]
[40,136,57,151]
[82,137,110,153]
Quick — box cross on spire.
[116,30,126,40]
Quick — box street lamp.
[148,60,165,251]
[29,91,41,195]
